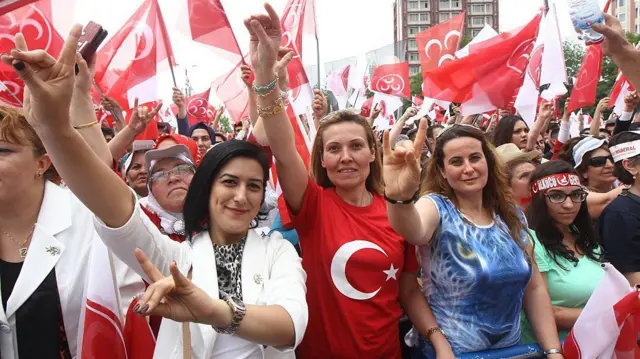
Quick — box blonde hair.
[0,105,59,183]
[310,111,384,195]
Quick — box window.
[471,4,483,13]
[452,0,461,8]
[485,16,493,25]
[440,0,449,10]
[472,16,484,26]
[472,29,482,37]
[410,66,420,75]
[419,25,428,31]
[618,13,626,21]
[409,1,418,9]
[409,39,417,49]
[409,13,419,22]
[409,27,417,35]
[409,53,419,61]
[420,13,429,22]
[421,0,429,9]
[618,0,625,6]
[485,3,493,13]
[439,12,451,22]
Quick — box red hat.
[153,134,201,165]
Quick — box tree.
[217,114,233,134]
[459,34,473,49]
[626,31,640,46]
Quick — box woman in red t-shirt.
[244,6,439,359]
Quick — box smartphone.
[76,21,108,73]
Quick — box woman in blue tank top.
[382,123,563,358]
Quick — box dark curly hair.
[526,160,604,270]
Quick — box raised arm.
[101,96,126,133]
[5,25,134,228]
[525,101,553,152]
[243,4,309,214]
[590,97,609,137]
[388,106,417,147]
[108,99,161,159]
[312,89,328,130]
[383,119,440,245]
[173,87,189,135]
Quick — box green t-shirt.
[520,231,605,344]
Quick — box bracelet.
[543,348,563,357]
[424,327,446,344]
[74,120,99,130]
[257,97,285,119]
[384,191,419,204]
[255,85,277,97]
[252,75,279,94]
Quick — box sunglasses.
[545,190,588,204]
[588,155,614,167]
[150,164,195,184]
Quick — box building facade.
[393,0,499,75]
[608,0,639,35]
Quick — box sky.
[53,0,611,111]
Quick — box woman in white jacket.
[9,23,307,359]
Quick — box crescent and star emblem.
[330,240,399,301]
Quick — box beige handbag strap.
[182,270,193,359]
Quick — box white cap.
[122,140,155,174]
[144,144,195,173]
[572,137,607,168]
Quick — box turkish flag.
[567,45,603,114]
[0,69,23,107]
[123,297,155,359]
[563,264,640,359]
[416,12,465,73]
[370,62,411,99]
[423,14,541,111]
[412,96,424,107]
[211,61,249,123]
[359,97,374,117]
[95,0,176,108]
[187,0,240,55]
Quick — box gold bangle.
[74,120,99,130]
[425,327,446,344]
[257,97,285,119]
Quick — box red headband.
[531,173,582,194]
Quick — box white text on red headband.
[531,174,582,194]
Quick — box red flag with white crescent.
[187,0,239,55]
[185,87,214,124]
[416,12,465,73]
[566,45,603,114]
[0,0,39,16]
[370,62,411,99]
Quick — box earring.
[34,172,42,179]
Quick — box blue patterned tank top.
[419,194,532,356]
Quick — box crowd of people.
[0,3,639,359]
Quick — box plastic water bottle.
[567,0,605,45]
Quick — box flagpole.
[313,0,320,89]
[154,0,178,87]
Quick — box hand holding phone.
[76,21,107,74]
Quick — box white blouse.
[93,194,308,359]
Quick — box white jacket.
[93,195,308,359]
[0,181,143,358]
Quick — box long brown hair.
[422,124,525,247]
[310,111,384,195]
[0,105,59,183]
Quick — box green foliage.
[626,32,640,46]
[562,41,618,115]
[459,34,473,49]
[410,72,423,98]
[217,114,233,134]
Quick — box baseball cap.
[144,144,195,173]
[572,136,607,168]
[495,143,540,165]
[121,140,155,175]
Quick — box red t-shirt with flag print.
[292,177,419,359]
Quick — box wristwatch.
[213,295,246,335]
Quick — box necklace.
[1,226,35,259]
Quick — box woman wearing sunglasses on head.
[520,161,605,344]
[557,136,625,219]
[10,23,307,359]
[598,130,640,287]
